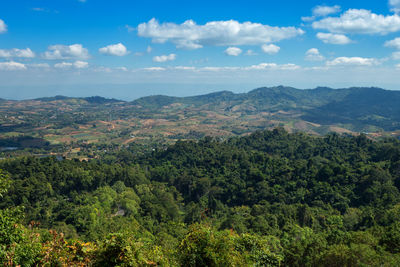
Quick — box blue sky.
[1,0,400,100]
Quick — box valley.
[1,86,400,159]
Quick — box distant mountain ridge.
[34,95,123,104]
[131,86,390,109]
[4,86,400,132]
[130,86,400,131]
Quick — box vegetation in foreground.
[1,129,400,266]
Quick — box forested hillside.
[1,129,400,265]
[2,86,400,161]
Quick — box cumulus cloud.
[153,53,176,62]
[54,60,89,69]
[261,44,280,54]
[225,47,242,56]
[316,32,351,44]
[305,48,325,61]
[385,37,400,49]
[0,61,26,71]
[54,62,72,69]
[390,0,400,14]
[326,57,379,66]
[0,48,35,58]
[0,19,7,33]
[43,44,89,60]
[313,5,341,17]
[302,5,341,22]
[313,9,400,35]
[146,46,152,53]
[74,60,89,69]
[99,43,129,56]
[137,18,304,49]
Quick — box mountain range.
[130,86,400,132]
[1,86,400,156]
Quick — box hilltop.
[1,86,400,158]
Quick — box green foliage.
[95,232,175,266]
[1,129,400,265]
[0,171,41,266]
[178,224,244,266]
[236,233,284,266]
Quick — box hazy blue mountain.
[83,96,123,104]
[34,95,72,101]
[33,95,123,104]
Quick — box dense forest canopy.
[1,129,400,265]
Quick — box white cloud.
[137,18,304,49]
[188,63,298,71]
[138,63,300,72]
[385,37,400,49]
[316,32,351,44]
[390,0,400,14]
[261,44,280,54]
[313,9,400,35]
[245,63,300,70]
[116,67,128,71]
[326,57,379,66]
[143,67,166,71]
[0,61,26,71]
[54,61,88,69]
[0,19,7,33]
[200,66,240,71]
[43,44,89,60]
[146,46,152,53]
[305,48,325,61]
[54,62,73,69]
[0,48,35,58]
[225,47,242,56]
[313,5,341,17]
[396,63,400,68]
[99,43,129,56]
[29,63,50,68]
[174,66,196,70]
[153,53,176,62]
[301,16,315,22]
[74,60,89,69]
[302,5,341,22]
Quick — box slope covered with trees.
[2,86,400,160]
[1,129,400,265]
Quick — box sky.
[1,0,400,100]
